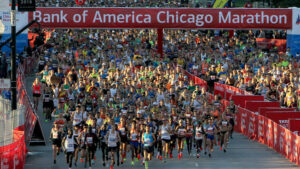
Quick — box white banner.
[0,11,28,34]
[0,0,10,12]
[287,8,300,35]
[0,79,10,89]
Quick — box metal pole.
[11,0,17,110]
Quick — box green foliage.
[272,0,300,8]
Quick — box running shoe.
[123,158,127,162]
[121,159,124,164]
[80,158,84,163]
[169,153,173,158]
[220,147,222,150]
[131,161,135,166]
[180,152,183,158]
[102,162,105,167]
[208,154,211,158]
[137,154,141,160]
[54,160,56,164]
[200,147,203,151]
[159,156,163,161]
[45,119,48,122]
[136,157,139,162]
[197,154,200,158]
[156,154,160,159]
[204,151,207,155]
[224,149,226,153]
[110,165,113,169]
[178,153,181,159]
[74,162,77,167]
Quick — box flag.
[0,0,10,11]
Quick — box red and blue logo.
[297,15,300,25]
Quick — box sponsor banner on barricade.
[0,129,25,169]
[297,136,300,166]
[248,112,258,140]
[265,112,300,128]
[285,128,293,161]
[264,118,274,148]
[290,133,299,164]
[288,119,300,136]
[214,83,225,98]
[234,106,241,133]
[278,125,288,157]
[273,121,280,152]
[29,8,292,29]
[245,101,280,112]
[239,107,249,136]
[232,95,264,108]
[257,115,265,144]
[259,107,296,117]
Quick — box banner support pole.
[11,0,17,110]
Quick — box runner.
[118,117,128,164]
[99,122,109,167]
[219,114,231,152]
[160,118,171,162]
[106,124,120,169]
[205,117,217,158]
[195,121,204,158]
[73,125,81,167]
[185,118,194,158]
[43,86,53,122]
[175,119,185,159]
[50,122,62,164]
[84,125,98,169]
[62,128,77,169]
[129,121,139,166]
[142,125,156,169]
[227,100,237,138]
[78,125,88,165]
[32,78,42,111]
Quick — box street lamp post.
[11,0,17,110]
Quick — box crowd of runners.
[29,26,300,169]
[31,28,243,169]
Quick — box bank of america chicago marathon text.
[33,10,288,26]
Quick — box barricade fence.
[184,68,300,166]
[0,55,39,169]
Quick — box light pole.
[11,0,17,110]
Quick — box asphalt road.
[24,76,299,169]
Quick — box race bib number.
[53,133,58,139]
[87,137,93,144]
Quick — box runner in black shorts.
[50,122,62,164]
[142,125,156,169]
[118,117,128,164]
[106,124,120,169]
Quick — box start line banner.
[28,8,292,29]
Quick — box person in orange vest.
[32,77,42,111]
